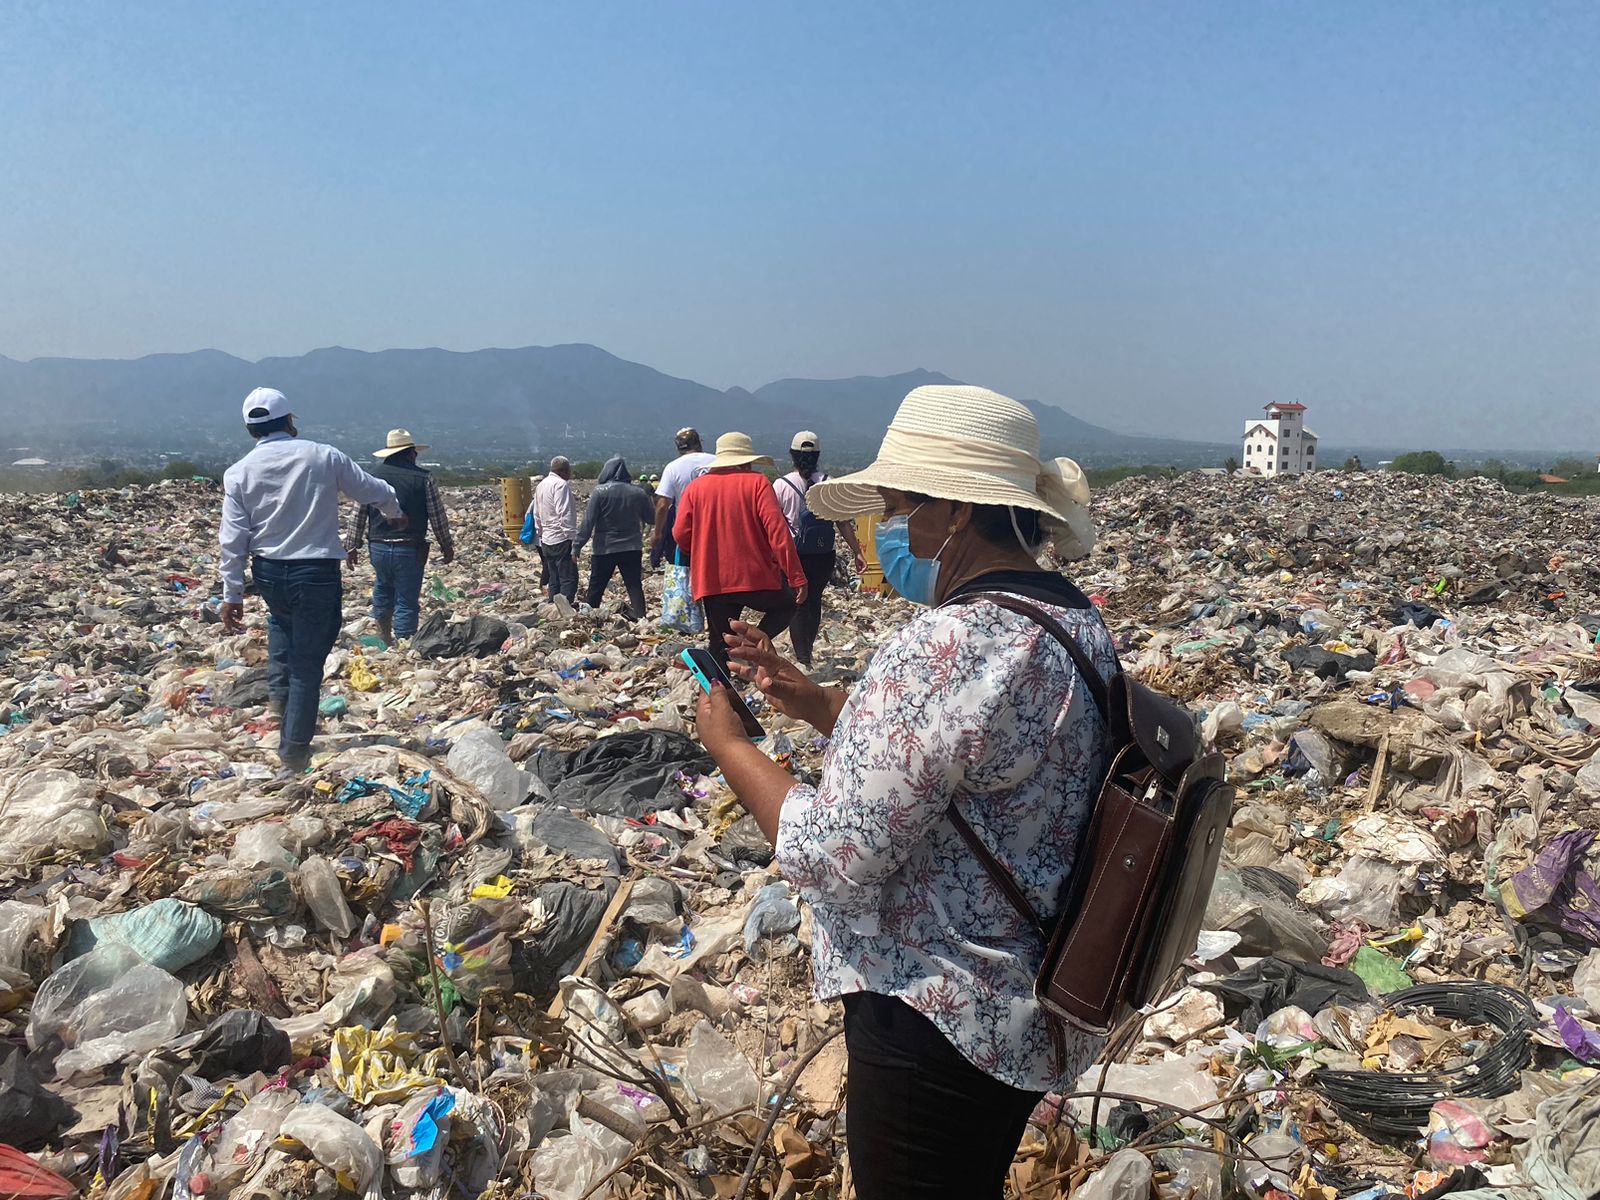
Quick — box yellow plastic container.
[855,515,892,596]
[500,477,533,542]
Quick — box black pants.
[701,588,796,674]
[789,551,835,667]
[844,993,1044,1200]
[540,540,577,602]
[586,551,647,620]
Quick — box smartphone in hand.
[681,648,765,739]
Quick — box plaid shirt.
[345,474,454,558]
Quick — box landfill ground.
[0,469,1597,1200]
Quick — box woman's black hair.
[900,491,1044,550]
[791,449,821,483]
[971,504,1044,551]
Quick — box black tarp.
[529,729,712,817]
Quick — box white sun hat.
[373,428,430,458]
[709,431,775,470]
[807,384,1097,559]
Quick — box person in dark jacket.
[345,428,455,643]
[575,456,656,619]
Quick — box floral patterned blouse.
[774,585,1117,1092]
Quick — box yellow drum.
[855,515,892,596]
[500,477,533,542]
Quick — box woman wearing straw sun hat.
[692,386,1115,1198]
[671,431,809,675]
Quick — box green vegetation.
[1388,450,1456,477]
[1385,451,1600,497]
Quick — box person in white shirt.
[534,456,579,602]
[650,427,716,569]
[218,387,406,771]
[774,431,867,667]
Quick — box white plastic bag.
[28,943,187,1078]
[529,1090,639,1200]
[0,768,108,864]
[0,899,49,969]
[681,1020,760,1116]
[297,856,357,937]
[446,722,533,811]
[231,823,300,870]
[1078,1148,1154,1200]
[210,1090,300,1188]
[281,1104,383,1199]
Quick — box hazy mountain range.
[0,343,1230,468]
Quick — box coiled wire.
[1309,982,1538,1138]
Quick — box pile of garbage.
[0,470,1595,1200]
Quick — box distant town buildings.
[1242,402,1318,477]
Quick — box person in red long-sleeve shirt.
[674,432,809,673]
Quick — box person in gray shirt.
[575,455,656,619]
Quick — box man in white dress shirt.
[533,456,579,603]
[219,387,406,771]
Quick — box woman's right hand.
[725,620,841,735]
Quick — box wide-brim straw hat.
[373,428,430,459]
[709,431,774,470]
[808,384,1097,559]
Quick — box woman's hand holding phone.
[724,621,846,736]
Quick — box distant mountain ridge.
[0,343,1228,467]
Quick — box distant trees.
[1390,451,1456,477]
[1342,456,1363,472]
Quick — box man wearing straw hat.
[345,428,455,644]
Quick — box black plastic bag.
[1200,957,1368,1027]
[529,729,713,817]
[0,1043,75,1148]
[412,613,510,659]
[191,1009,291,1079]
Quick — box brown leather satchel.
[948,594,1234,1036]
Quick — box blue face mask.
[875,505,954,606]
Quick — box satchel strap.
[958,591,1115,720]
[943,591,1119,939]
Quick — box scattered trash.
[1,470,1597,1197]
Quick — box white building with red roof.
[1242,401,1318,477]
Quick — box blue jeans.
[369,541,427,638]
[251,557,342,767]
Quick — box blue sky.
[1,1,1595,449]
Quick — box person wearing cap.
[671,432,808,674]
[574,455,655,620]
[650,427,715,570]
[219,387,408,772]
[774,431,867,668]
[690,387,1113,1198]
[534,456,579,603]
[343,429,455,644]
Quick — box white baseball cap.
[791,430,820,452]
[242,387,293,423]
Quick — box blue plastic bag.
[519,507,537,546]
